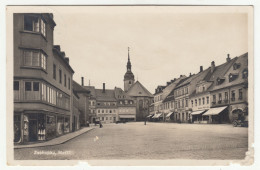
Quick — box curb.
[14,127,95,149]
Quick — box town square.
[9,6,252,163]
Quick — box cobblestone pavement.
[14,122,248,160]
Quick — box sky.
[50,6,248,93]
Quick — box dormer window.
[242,68,248,79]
[233,63,241,70]
[229,73,239,82]
[216,77,225,85]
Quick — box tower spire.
[128,47,130,61]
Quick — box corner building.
[13,13,74,143]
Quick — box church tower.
[124,47,135,92]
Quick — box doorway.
[29,120,38,141]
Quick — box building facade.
[13,13,74,143]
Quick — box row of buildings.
[149,53,248,124]
[13,13,154,144]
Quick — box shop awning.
[153,113,162,119]
[203,106,227,116]
[166,112,174,118]
[191,110,206,115]
[147,114,153,118]
[119,115,135,118]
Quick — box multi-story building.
[84,85,97,123]
[95,83,118,123]
[173,67,212,123]
[204,53,248,123]
[72,80,90,127]
[72,90,81,131]
[189,55,237,123]
[13,13,74,143]
[152,85,165,120]
[115,87,136,121]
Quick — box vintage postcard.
[5,5,254,167]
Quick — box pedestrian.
[99,122,103,128]
[144,119,146,125]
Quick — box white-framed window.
[23,50,47,70]
[24,15,46,37]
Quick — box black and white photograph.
[3,4,256,167]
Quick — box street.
[14,122,248,160]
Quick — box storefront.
[14,112,71,143]
[190,110,207,124]
[202,106,228,124]
[165,112,174,122]
[119,114,135,122]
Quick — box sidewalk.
[14,127,94,149]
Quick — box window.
[129,81,132,84]
[216,77,225,85]
[185,99,188,107]
[68,78,71,90]
[25,82,32,91]
[229,73,239,82]
[24,15,46,36]
[98,110,100,113]
[231,90,235,101]
[242,68,248,79]
[41,83,46,101]
[195,99,197,106]
[59,69,62,84]
[199,98,201,105]
[109,110,112,113]
[106,117,108,120]
[53,64,56,79]
[207,96,209,104]
[24,15,40,32]
[219,93,222,101]
[233,63,241,70]
[202,98,205,105]
[64,74,67,87]
[182,99,184,108]
[14,81,19,90]
[239,89,243,100]
[213,95,216,103]
[202,86,205,92]
[33,82,39,91]
[191,100,193,107]
[23,50,47,70]
[225,92,228,100]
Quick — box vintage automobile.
[232,108,248,127]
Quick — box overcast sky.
[50,6,248,93]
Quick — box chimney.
[81,77,84,86]
[211,61,215,73]
[103,83,105,93]
[167,82,171,86]
[226,54,231,62]
[200,66,203,72]
[65,57,69,63]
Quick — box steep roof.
[84,86,96,99]
[95,89,117,102]
[126,81,153,98]
[73,80,90,94]
[209,53,248,91]
[114,87,133,100]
